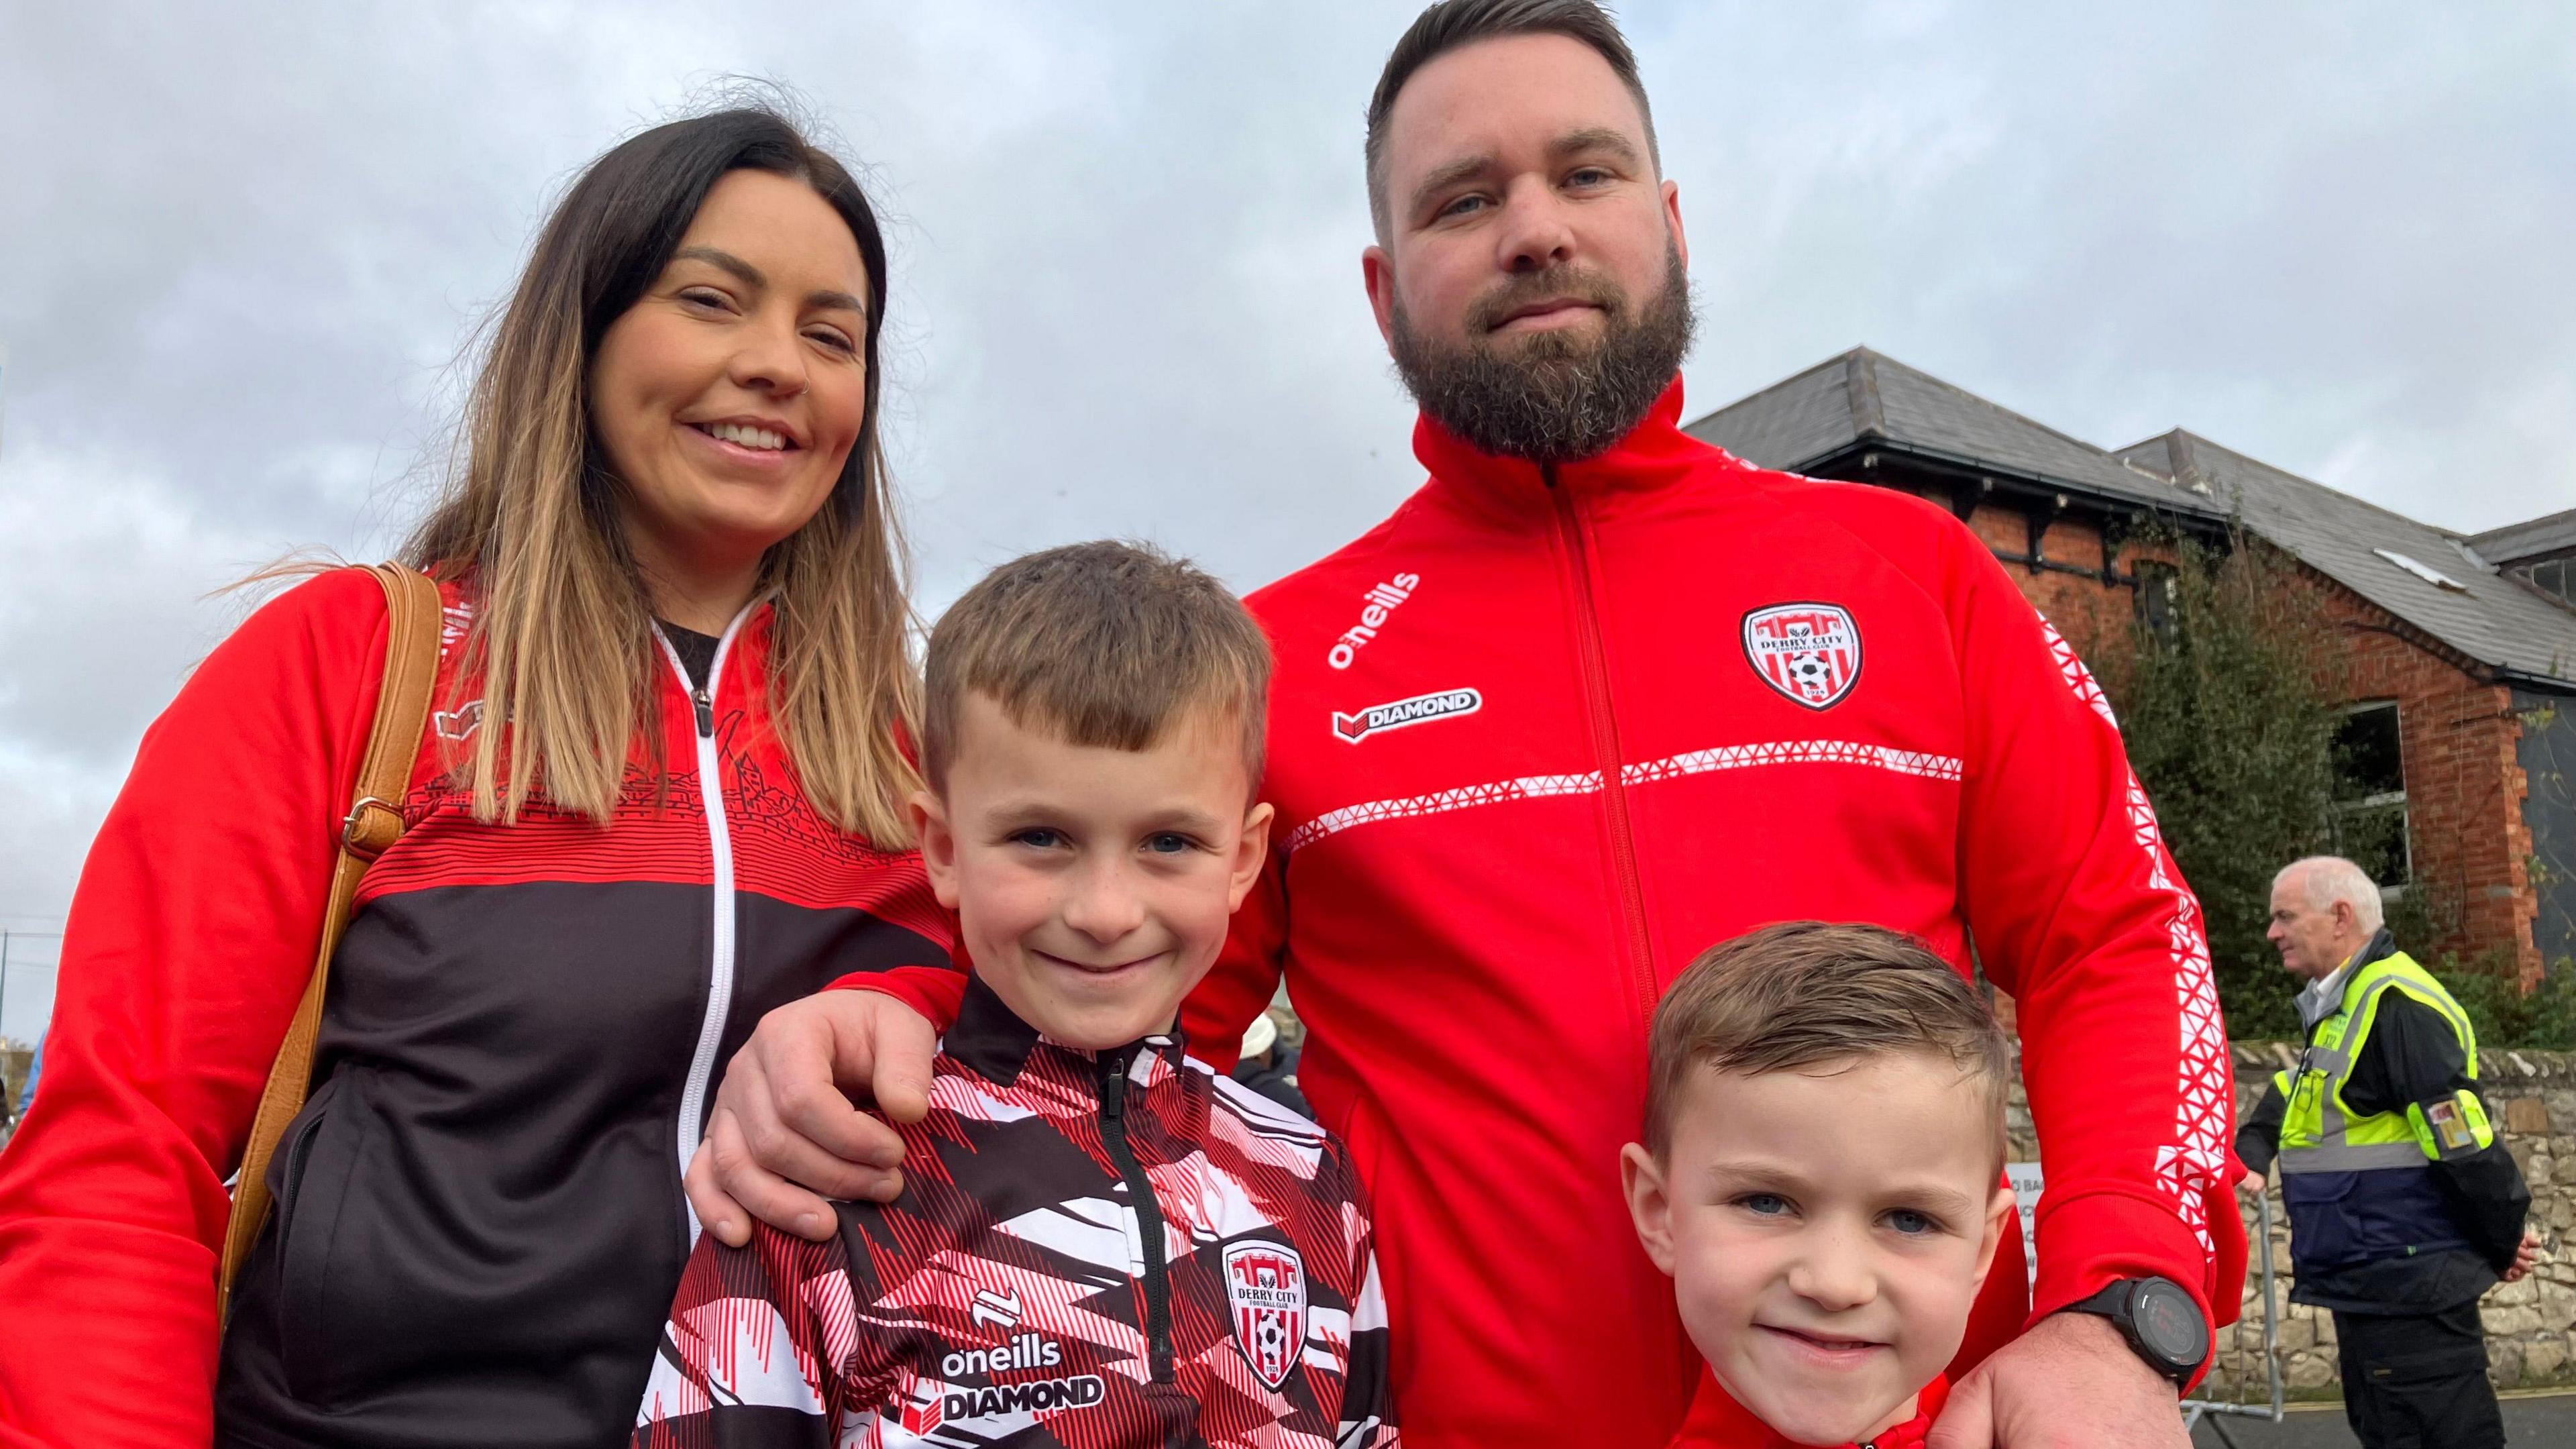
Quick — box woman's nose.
[726,313,809,398]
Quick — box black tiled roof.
[1685,347,2222,519]
[2118,431,2576,688]
[2471,508,2576,568]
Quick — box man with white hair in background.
[2238,855,2538,1448]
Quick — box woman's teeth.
[702,422,790,451]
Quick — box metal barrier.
[2182,1189,2286,1438]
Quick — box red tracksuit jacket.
[863,381,2244,1448]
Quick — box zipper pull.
[691,685,714,738]
[1099,1051,1129,1120]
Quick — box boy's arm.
[1334,1141,1399,1449]
[633,1223,865,1448]
[1338,1241,1401,1448]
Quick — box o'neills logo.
[929,1374,1106,1424]
[1333,687,1481,744]
[1327,573,1420,669]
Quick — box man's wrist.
[2056,1276,2207,1388]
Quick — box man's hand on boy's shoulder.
[685,990,941,1247]
[1928,1313,2187,1449]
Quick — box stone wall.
[2006,1042,2576,1402]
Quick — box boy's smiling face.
[1621,1052,2015,1446]
[913,692,1272,1052]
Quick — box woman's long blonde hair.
[407,107,919,844]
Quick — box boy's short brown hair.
[922,540,1273,790]
[1643,922,2011,1166]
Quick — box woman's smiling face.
[588,167,872,587]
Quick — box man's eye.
[1737,1193,1792,1217]
[1566,167,1613,187]
[1439,194,1488,219]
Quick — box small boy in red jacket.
[1620,924,2018,1449]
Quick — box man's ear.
[1661,177,1688,271]
[911,790,961,910]
[1620,1142,1678,1276]
[1970,1181,2019,1292]
[1228,801,1275,912]
[1361,245,1397,346]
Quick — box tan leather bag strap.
[217,564,444,1321]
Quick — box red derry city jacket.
[0,570,955,1449]
[856,380,2244,1448]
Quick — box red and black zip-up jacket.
[632,974,1397,1448]
[858,384,2244,1448]
[0,569,956,1449]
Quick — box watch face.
[2133,1281,2208,1366]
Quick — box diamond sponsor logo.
[1331,687,1481,744]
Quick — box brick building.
[1690,348,2576,982]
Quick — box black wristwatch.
[2060,1277,2208,1387]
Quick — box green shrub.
[2434,953,2576,1052]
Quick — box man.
[2237,857,2536,1449]
[687,5,2242,1446]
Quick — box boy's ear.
[1619,1142,1678,1276]
[911,790,961,910]
[1969,1181,2019,1292]
[1226,801,1275,912]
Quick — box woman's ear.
[912,790,960,910]
[1621,1143,1678,1276]
[1970,1181,2019,1291]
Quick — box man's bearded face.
[1388,238,1695,465]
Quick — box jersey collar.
[943,973,1189,1089]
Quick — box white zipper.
[654,602,757,1246]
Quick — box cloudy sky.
[1,1,2569,1039]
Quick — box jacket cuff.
[2032,1189,2220,1388]
[827,965,969,1032]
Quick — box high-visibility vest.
[2274,949,2493,1274]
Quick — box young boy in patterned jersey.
[635,541,1397,1448]
[1619,924,2019,1449]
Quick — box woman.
[0,109,958,1448]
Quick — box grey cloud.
[1,0,2567,1038]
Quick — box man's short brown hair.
[1642,922,2011,1165]
[1364,0,1661,239]
[921,540,1273,791]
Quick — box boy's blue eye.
[1886,1209,1937,1236]
[1012,828,1065,850]
[1144,832,1193,854]
[1738,1193,1790,1217]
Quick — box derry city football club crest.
[1224,1240,1307,1391]
[1742,602,1863,710]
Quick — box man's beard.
[1388,241,1695,465]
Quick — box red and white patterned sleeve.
[633,1223,867,1448]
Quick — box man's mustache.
[1465,268,1626,335]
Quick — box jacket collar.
[2297,928,2400,1030]
[943,972,1189,1089]
[1409,376,1747,511]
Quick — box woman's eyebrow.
[673,244,763,288]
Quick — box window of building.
[2520,557,2571,604]
[2135,561,2180,638]
[2332,702,2410,888]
